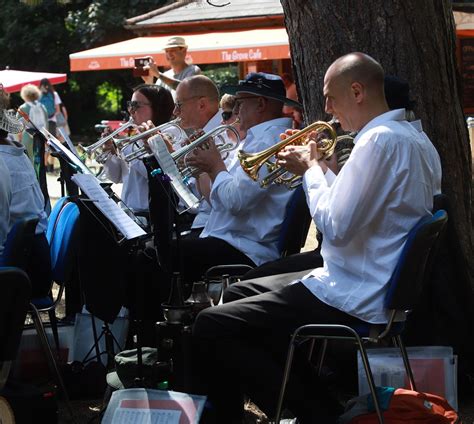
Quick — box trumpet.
[79,117,136,164]
[168,121,241,178]
[239,120,337,189]
[143,122,241,212]
[121,119,187,163]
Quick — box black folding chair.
[0,267,31,392]
[275,209,448,423]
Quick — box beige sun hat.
[0,84,24,134]
[163,36,187,50]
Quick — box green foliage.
[0,0,166,139]
[96,81,123,114]
[202,64,239,90]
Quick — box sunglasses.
[126,100,151,112]
[221,110,233,121]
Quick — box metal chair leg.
[29,305,76,423]
[395,335,417,392]
[275,333,298,423]
[316,339,328,376]
[355,336,385,424]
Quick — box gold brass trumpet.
[239,120,337,188]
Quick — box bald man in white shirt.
[192,53,442,423]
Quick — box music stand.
[70,174,151,373]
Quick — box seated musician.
[102,84,174,218]
[169,72,299,286]
[171,75,225,234]
[0,86,51,298]
[191,53,442,423]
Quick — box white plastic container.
[358,346,458,410]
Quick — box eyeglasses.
[127,100,151,112]
[221,110,233,121]
[174,96,205,112]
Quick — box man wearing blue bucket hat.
[172,72,299,285]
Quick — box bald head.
[182,75,219,101]
[323,52,389,131]
[327,52,385,96]
[175,75,220,129]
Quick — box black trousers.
[192,276,366,423]
[172,236,256,290]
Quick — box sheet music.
[148,134,200,211]
[71,173,146,240]
[57,127,81,158]
[41,128,92,175]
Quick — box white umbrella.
[0,69,67,93]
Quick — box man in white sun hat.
[143,36,201,95]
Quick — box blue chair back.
[277,186,311,257]
[384,210,448,312]
[46,196,69,243]
[0,218,39,269]
[49,201,80,283]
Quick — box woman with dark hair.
[102,84,174,216]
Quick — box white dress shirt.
[200,117,293,266]
[191,110,226,229]
[301,109,442,324]
[0,141,48,236]
[103,144,149,213]
[0,156,12,255]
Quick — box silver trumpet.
[121,119,187,163]
[168,122,240,178]
[79,117,136,164]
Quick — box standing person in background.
[39,78,61,173]
[142,36,201,97]
[17,84,48,165]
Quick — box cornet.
[239,120,337,189]
[79,117,136,164]
[143,122,241,212]
[168,121,241,179]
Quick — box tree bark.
[281,0,473,287]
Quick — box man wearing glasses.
[172,75,227,234]
[174,72,300,284]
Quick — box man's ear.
[256,96,267,112]
[351,82,364,104]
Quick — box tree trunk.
[281,0,473,287]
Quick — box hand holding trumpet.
[185,139,226,181]
[276,129,332,176]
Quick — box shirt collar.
[354,108,406,144]
[203,110,223,132]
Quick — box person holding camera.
[140,36,201,96]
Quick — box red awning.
[69,28,290,72]
[0,69,67,93]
